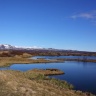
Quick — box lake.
[0,56,96,95]
[32,55,96,60]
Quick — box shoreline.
[0,57,64,67]
[0,69,95,96]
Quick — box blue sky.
[0,0,96,51]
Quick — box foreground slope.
[0,70,94,96]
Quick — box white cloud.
[71,10,96,19]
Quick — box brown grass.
[0,70,94,96]
[0,57,64,67]
[25,69,64,76]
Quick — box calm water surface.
[0,56,96,94]
[32,55,96,60]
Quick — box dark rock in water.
[46,68,59,71]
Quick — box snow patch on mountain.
[0,44,43,50]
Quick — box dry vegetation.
[1,50,96,57]
[0,70,94,96]
[0,57,64,67]
[25,68,64,76]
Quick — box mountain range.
[0,44,55,50]
[0,44,94,53]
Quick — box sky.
[0,0,96,51]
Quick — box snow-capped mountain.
[0,44,87,52]
[0,44,15,49]
[0,44,47,50]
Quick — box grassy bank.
[0,70,94,96]
[0,57,64,67]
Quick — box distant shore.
[62,58,96,63]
